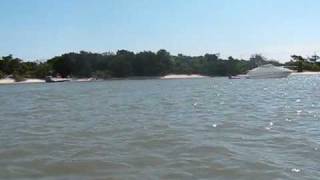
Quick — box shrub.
[0,71,4,79]
[13,73,25,82]
[93,70,112,79]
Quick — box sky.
[0,0,319,62]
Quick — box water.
[0,75,320,180]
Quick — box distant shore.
[0,74,208,85]
[0,72,319,85]
[291,71,320,75]
[0,78,45,85]
[0,78,93,85]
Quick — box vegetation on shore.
[0,50,319,79]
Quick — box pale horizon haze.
[0,0,319,62]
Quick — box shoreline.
[0,72,319,85]
[291,71,320,75]
[0,74,208,85]
[0,78,45,85]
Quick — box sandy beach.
[291,71,320,75]
[0,78,15,84]
[0,78,45,85]
[0,72,318,85]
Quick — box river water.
[0,75,320,180]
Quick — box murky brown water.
[0,75,320,179]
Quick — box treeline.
[0,49,319,79]
[0,55,50,80]
[285,54,320,72]
[46,50,259,78]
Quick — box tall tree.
[291,55,306,72]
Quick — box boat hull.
[45,76,71,83]
[247,71,291,79]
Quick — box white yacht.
[246,64,292,79]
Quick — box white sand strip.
[18,79,45,83]
[0,78,45,85]
[0,78,15,84]
[291,72,320,75]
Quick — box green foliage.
[2,51,320,79]
[33,63,51,78]
[0,71,4,79]
[0,52,273,78]
[12,72,25,82]
[0,55,24,75]
[93,70,112,79]
[285,54,320,72]
[308,54,320,63]
[290,55,306,72]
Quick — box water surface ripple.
[0,75,320,180]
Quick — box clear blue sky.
[0,0,319,61]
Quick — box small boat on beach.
[74,78,96,82]
[228,75,241,79]
[228,75,248,79]
[45,76,71,83]
[228,76,241,79]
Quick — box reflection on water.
[0,75,320,179]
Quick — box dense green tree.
[92,70,112,79]
[33,63,52,78]
[109,50,135,77]
[156,49,172,75]
[285,55,320,72]
[291,55,306,72]
[3,50,320,80]
[1,55,24,75]
[308,54,320,63]
[249,54,267,68]
[0,70,4,79]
